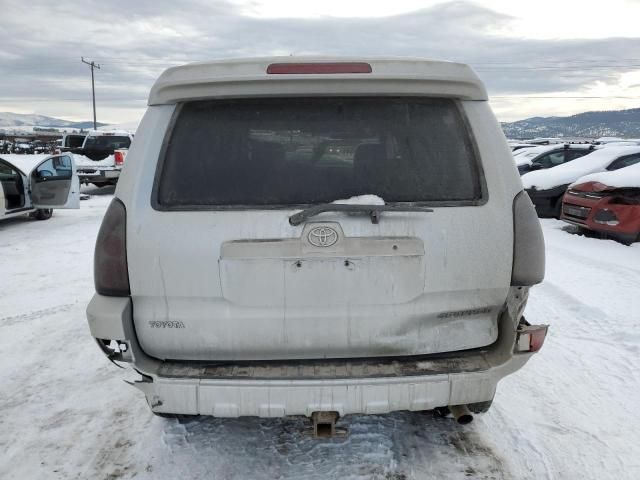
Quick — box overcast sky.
[2,0,640,123]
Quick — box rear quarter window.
[154,97,484,209]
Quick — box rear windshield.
[84,135,131,149]
[156,97,483,208]
[65,135,86,148]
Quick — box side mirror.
[529,163,543,171]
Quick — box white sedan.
[0,153,80,221]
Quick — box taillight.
[512,191,545,286]
[94,198,130,296]
[516,324,549,353]
[266,62,372,74]
[114,151,125,166]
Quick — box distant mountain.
[502,107,640,139]
[0,112,106,129]
[3,107,639,138]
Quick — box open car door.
[30,154,80,209]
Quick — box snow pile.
[522,146,640,190]
[72,153,116,168]
[571,162,640,188]
[332,195,385,205]
[600,141,640,147]
[509,143,537,150]
[85,128,133,137]
[98,121,139,133]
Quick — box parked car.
[561,162,640,244]
[86,57,547,427]
[12,142,34,154]
[527,137,564,145]
[0,153,80,221]
[522,146,640,218]
[516,144,596,175]
[73,130,133,187]
[0,140,12,154]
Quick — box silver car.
[87,57,547,429]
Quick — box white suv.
[87,57,547,426]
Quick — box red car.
[561,164,640,244]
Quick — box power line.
[81,57,101,129]
[0,98,148,103]
[4,56,640,73]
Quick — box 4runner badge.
[308,226,338,247]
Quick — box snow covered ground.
[1,188,639,479]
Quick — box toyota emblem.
[307,226,339,247]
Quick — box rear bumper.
[86,288,539,417]
[77,167,120,181]
[138,360,528,417]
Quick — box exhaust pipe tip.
[448,404,474,424]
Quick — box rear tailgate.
[131,207,510,361]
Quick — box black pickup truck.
[72,131,132,161]
[71,131,133,187]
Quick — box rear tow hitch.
[309,411,348,438]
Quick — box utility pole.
[81,57,101,129]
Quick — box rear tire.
[553,196,564,219]
[32,208,53,220]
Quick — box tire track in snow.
[483,278,639,480]
[535,280,640,374]
[481,406,557,480]
[0,304,74,328]
[548,241,640,277]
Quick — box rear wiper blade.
[288,204,433,226]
